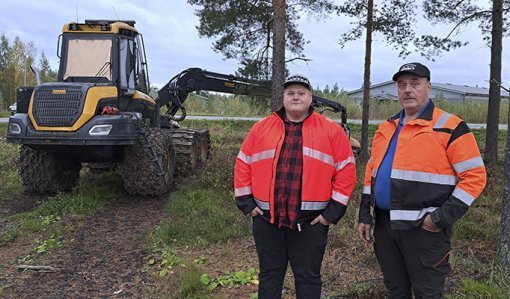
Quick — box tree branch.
[445,10,491,39]
[285,57,311,63]
[17,265,60,272]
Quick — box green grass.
[182,92,509,124]
[11,170,122,220]
[151,120,253,248]
[0,227,20,247]
[154,184,250,246]
[0,110,11,118]
[0,169,122,252]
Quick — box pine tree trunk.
[271,0,286,112]
[484,0,503,164]
[498,0,510,273]
[500,107,510,276]
[360,0,373,163]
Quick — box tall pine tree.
[39,52,57,83]
[337,0,418,162]
[417,0,509,165]
[187,0,337,110]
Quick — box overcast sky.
[1,0,508,92]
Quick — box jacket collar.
[387,99,435,123]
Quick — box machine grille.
[32,84,85,127]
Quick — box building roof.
[433,83,490,96]
[347,81,505,98]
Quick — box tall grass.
[180,92,508,124]
[0,125,22,200]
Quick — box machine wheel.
[121,127,176,197]
[172,128,198,172]
[18,145,81,193]
[194,128,211,163]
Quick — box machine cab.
[57,20,150,95]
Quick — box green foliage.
[143,263,214,299]
[188,0,337,78]
[338,0,418,57]
[38,52,57,83]
[0,34,57,110]
[0,110,11,117]
[153,185,250,246]
[147,248,183,277]
[200,267,258,290]
[452,268,510,299]
[22,215,61,232]
[0,128,23,199]
[184,93,271,116]
[434,99,509,125]
[35,192,106,217]
[28,171,122,217]
[0,227,20,247]
[0,169,22,202]
[180,266,212,298]
[34,233,62,254]
[181,93,509,125]
[418,1,507,58]
[0,141,19,171]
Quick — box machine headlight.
[8,123,21,135]
[89,124,113,136]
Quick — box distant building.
[347,81,509,103]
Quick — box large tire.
[172,128,198,172]
[194,128,211,163]
[18,145,81,193]
[121,127,176,197]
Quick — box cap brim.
[392,71,429,81]
[283,81,311,89]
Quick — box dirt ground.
[0,191,390,299]
[0,194,167,298]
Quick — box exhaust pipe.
[30,65,41,86]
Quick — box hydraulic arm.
[155,68,350,134]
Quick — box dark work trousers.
[252,216,329,299]
[374,208,452,299]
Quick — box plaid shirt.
[273,116,303,229]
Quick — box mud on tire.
[121,127,176,197]
[172,128,198,172]
[193,128,211,163]
[18,145,81,193]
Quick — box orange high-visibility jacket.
[234,109,356,224]
[359,101,486,229]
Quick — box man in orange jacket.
[358,62,487,298]
[234,74,356,299]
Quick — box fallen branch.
[16,265,60,273]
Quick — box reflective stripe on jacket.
[359,101,486,229]
[234,109,356,224]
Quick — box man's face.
[396,74,431,115]
[283,84,312,120]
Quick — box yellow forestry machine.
[6,20,359,197]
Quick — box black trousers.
[374,208,452,299]
[252,216,329,299]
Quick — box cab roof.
[62,20,138,34]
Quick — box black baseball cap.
[284,74,312,90]
[392,62,430,81]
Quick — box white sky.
[1,0,508,92]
